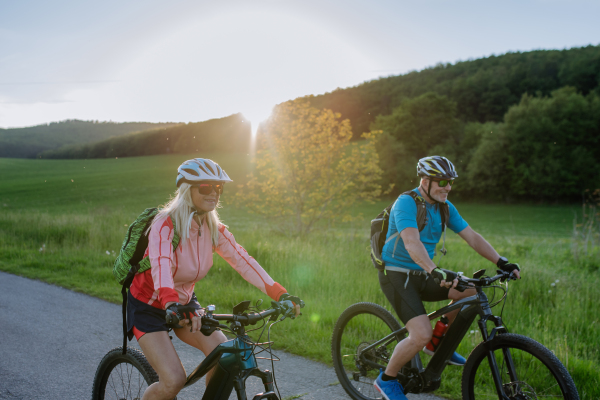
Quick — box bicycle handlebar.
[210,307,279,325]
[455,269,517,291]
[166,299,304,336]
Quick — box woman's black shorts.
[379,270,450,325]
[126,292,201,340]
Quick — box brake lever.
[497,269,514,283]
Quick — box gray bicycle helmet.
[417,156,458,180]
[176,158,233,187]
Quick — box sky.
[1,0,599,130]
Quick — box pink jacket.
[130,215,286,309]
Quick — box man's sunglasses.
[193,183,224,195]
[432,179,455,187]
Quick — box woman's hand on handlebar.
[165,302,205,333]
[187,309,205,333]
[278,293,305,318]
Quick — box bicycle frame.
[357,286,509,393]
[182,334,278,400]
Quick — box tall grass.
[0,155,598,399]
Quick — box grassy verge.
[1,155,598,399]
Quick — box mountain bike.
[92,298,304,400]
[331,269,579,400]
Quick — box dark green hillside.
[307,45,600,136]
[0,120,178,158]
[40,113,251,159]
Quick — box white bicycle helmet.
[176,158,233,187]
[416,156,458,180]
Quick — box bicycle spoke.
[332,303,404,400]
[471,345,567,398]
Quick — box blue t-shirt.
[381,188,468,270]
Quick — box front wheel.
[92,346,158,400]
[462,333,579,400]
[331,302,405,400]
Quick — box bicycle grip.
[454,279,471,292]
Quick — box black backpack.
[370,191,449,271]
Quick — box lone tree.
[238,99,383,235]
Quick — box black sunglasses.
[432,179,455,187]
[193,183,224,195]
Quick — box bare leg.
[174,326,228,385]
[384,315,432,377]
[138,331,187,400]
[445,287,476,324]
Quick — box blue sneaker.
[423,347,466,366]
[448,351,466,366]
[373,369,408,400]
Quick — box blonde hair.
[151,183,225,248]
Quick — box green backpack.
[113,207,180,354]
[113,207,180,285]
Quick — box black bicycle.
[331,269,579,400]
[92,298,304,400]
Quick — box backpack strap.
[403,190,451,265]
[402,190,428,232]
[438,203,449,255]
[121,216,181,355]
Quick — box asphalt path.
[0,271,445,400]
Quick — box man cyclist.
[374,156,521,400]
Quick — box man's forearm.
[467,231,500,264]
[405,240,437,273]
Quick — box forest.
[304,45,600,201]
[38,114,252,159]
[0,120,177,158]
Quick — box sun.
[242,105,274,139]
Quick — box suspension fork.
[232,368,276,400]
[250,368,275,393]
[478,312,513,399]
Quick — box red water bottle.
[426,315,449,352]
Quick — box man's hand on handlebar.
[430,267,459,289]
[497,257,521,279]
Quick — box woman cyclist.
[126,158,302,400]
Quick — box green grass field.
[1,154,598,399]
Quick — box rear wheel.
[462,333,579,399]
[92,346,158,400]
[331,302,406,400]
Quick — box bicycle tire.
[92,346,159,400]
[462,333,579,400]
[331,302,404,400]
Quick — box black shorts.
[379,270,450,325]
[126,291,202,340]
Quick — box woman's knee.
[159,368,186,396]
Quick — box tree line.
[298,45,600,202]
[0,120,177,158]
[372,87,600,201]
[307,45,600,138]
[39,114,252,159]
